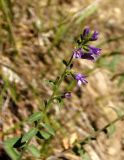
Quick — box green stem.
[0,0,19,55]
[63,113,124,153]
[44,54,73,112]
[19,54,73,159]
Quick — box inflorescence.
[64,27,101,97]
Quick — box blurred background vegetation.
[0,0,124,159]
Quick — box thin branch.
[62,113,124,153]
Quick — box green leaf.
[3,76,17,102]
[39,130,51,140]
[118,75,124,86]
[41,123,55,136]
[27,145,41,158]
[4,146,20,160]
[4,137,20,147]
[13,137,26,148]
[4,0,13,20]
[53,25,68,46]
[97,54,121,72]
[76,147,91,160]
[21,128,37,143]
[106,124,116,137]
[48,80,55,85]
[4,137,20,160]
[72,144,91,160]
[28,112,42,123]
[110,107,124,118]
[108,55,120,72]
[9,84,17,103]
[81,152,91,160]
[62,60,68,66]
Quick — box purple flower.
[81,53,96,61]
[73,48,83,58]
[90,31,99,41]
[75,73,88,86]
[64,92,71,98]
[80,46,101,61]
[88,46,101,55]
[81,27,90,39]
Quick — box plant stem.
[44,54,73,112]
[0,0,19,55]
[80,114,124,145]
[19,54,73,159]
[63,113,124,152]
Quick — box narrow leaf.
[78,148,91,160]
[106,124,116,137]
[4,146,20,160]
[21,128,37,143]
[28,112,42,123]
[62,60,68,66]
[4,137,20,147]
[13,137,26,148]
[39,130,51,140]
[81,152,91,160]
[41,123,55,136]
[110,107,124,118]
[74,1,99,24]
[4,137,20,160]
[27,145,41,158]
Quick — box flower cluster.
[63,27,101,98]
[73,27,101,87]
[73,27,101,61]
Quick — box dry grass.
[0,0,124,159]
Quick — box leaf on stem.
[13,137,26,148]
[28,112,43,123]
[110,107,124,118]
[21,128,38,143]
[72,145,91,160]
[41,123,55,136]
[27,145,41,158]
[62,60,68,66]
[106,124,116,137]
[36,130,51,140]
[4,137,20,160]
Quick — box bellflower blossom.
[88,46,101,55]
[82,46,102,61]
[81,27,90,39]
[73,46,101,61]
[90,31,99,41]
[75,73,88,86]
[73,48,83,58]
[81,53,95,61]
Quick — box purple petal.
[90,31,99,41]
[81,27,90,39]
[64,92,71,98]
[73,48,83,58]
[88,46,101,55]
[75,73,83,80]
[81,78,88,85]
[77,80,82,86]
[81,53,95,61]
[75,73,88,86]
